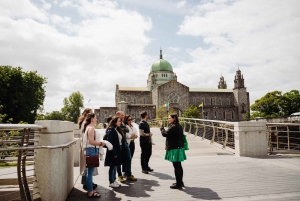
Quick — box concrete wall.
[73,123,80,166]
[234,121,267,157]
[33,120,75,201]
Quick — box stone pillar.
[34,120,74,201]
[234,121,267,157]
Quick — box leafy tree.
[61,91,84,123]
[0,66,47,123]
[43,111,65,120]
[281,90,300,115]
[156,107,167,119]
[182,105,201,118]
[167,108,177,116]
[250,90,300,118]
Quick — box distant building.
[95,49,250,122]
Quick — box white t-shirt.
[125,124,137,143]
[83,126,101,148]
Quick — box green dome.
[151,59,173,72]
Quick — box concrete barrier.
[234,121,267,157]
[33,120,75,201]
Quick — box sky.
[1,0,300,113]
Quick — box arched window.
[168,93,180,103]
[133,98,136,104]
[231,111,234,120]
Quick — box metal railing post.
[287,126,290,150]
[211,122,216,143]
[195,121,199,138]
[202,125,206,140]
[223,129,228,148]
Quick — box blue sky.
[1,0,300,113]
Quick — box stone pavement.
[67,128,300,201]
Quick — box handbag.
[85,128,99,168]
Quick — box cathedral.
[95,49,250,123]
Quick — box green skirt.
[165,148,187,162]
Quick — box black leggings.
[172,162,183,186]
[129,141,135,158]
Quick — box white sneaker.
[109,182,119,188]
[114,180,121,186]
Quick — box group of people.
[78,109,187,198]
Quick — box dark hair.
[169,114,179,124]
[140,111,147,119]
[78,108,92,129]
[106,116,123,135]
[83,113,95,133]
[124,115,132,125]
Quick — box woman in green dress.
[159,114,186,189]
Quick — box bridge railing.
[266,123,300,154]
[149,118,235,152]
[0,121,79,201]
[150,118,269,157]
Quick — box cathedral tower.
[233,68,249,121]
[218,75,227,89]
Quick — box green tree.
[156,107,167,119]
[281,90,300,115]
[250,90,300,118]
[0,66,47,123]
[45,111,66,120]
[61,91,84,123]
[250,91,282,117]
[182,105,201,118]
[167,108,177,116]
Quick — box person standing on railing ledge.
[139,111,154,174]
[159,114,187,190]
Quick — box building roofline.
[189,88,233,92]
[119,87,149,91]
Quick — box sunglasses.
[128,119,132,121]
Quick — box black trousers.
[129,140,135,158]
[140,140,152,170]
[172,162,183,186]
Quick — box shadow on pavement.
[148,171,175,180]
[183,186,221,200]
[113,178,159,198]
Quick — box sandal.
[87,191,101,198]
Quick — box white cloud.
[0,0,152,112]
[0,0,48,21]
[177,1,186,8]
[169,46,181,52]
[177,0,300,103]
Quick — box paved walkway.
[67,128,300,201]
